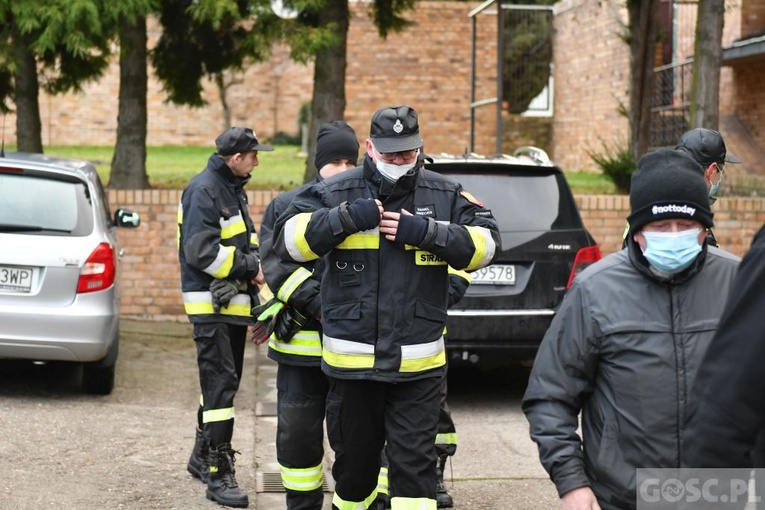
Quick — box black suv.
[424,148,602,370]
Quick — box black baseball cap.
[369,105,423,153]
[675,128,740,166]
[215,127,274,156]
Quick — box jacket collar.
[207,153,252,188]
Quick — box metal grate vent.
[258,472,332,493]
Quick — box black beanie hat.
[627,148,714,235]
[314,121,360,171]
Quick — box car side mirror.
[115,209,141,228]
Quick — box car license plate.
[0,265,34,293]
[471,264,516,285]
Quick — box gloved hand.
[248,298,285,345]
[274,306,310,343]
[346,198,381,232]
[211,279,240,313]
[396,213,430,246]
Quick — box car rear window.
[441,171,582,231]
[0,173,94,235]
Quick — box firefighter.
[253,120,360,509]
[179,126,271,508]
[271,105,500,509]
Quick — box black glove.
[210,279,240,313]
[346,198,380,232]
[396,214,429,246]
[274,306,310,343]
[248,298,285,345]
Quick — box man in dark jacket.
[271,105,500,510]
[255,120,360,510]
[179,126,271,508]
[675,127,741,246]
[523,148,740,510]
[684,225,765,469]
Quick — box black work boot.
[187,428,209,483]
[206,443,249,508]
[436,455,454,508]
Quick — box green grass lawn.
[39,145,309,191]
[19,145,616,194]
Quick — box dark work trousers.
[435,368,457,459]
[382,369,454,486]
[326,375,441,506]
[277,363,329,510]
[194,323,247,448]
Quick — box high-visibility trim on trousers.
[280,462,324,492]
[203,406,235,423]
[331,490,378,510]
[389,496,437,509]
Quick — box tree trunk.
[690,0,724,130]
[215,72,231,133]
[14,33,43,153]
[302,0,350,183]
[627,0,659,161]
[109,13,150,189]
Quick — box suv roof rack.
[512,146,550,165]
[429,147,553,167]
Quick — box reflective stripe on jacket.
[259,179,324,367]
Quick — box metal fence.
[650,58,693,148]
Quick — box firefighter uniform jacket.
[259,177,324,366]
[272,155,500,382]
[178,154,260,325]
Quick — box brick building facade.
[552,0,765,175]
[3,2,501,157]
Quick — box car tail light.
[566,245,603,289]
[77,243,116,293]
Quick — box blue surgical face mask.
[641,228,702,273]
[709,171,722,199]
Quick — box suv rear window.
[439,170,582,231]
[0,173,94,235]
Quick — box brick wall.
[550,0,630,172]
[733,65,765,149]
[2,2,505,157]
[113,189,765,322]
[551,0,761,173]
[7,1,754,173]
[742,0,765,38]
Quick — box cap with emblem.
[627,148,714,235]
[369,105,423,153]
[215,127,274,156]
[675,128,740,166]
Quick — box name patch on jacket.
[414,205,435,217]
[416,251,447,265]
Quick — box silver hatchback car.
[0,152,140,394]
